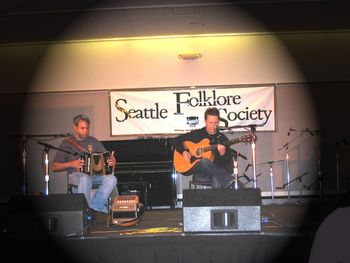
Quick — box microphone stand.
[277,172,309,203]
[256,159,284,200]
[21,136,28,195]
[278,131,305,200]
[242,173,262,187]
[303,130,324,199]
[13,133,72,195]
[13,133,71,195]
[250,126,258,189]
[334,137,347,201]
[36,141,78,195]
[230,149,247,190]
[219,123,264,189]
[303,171,327,199]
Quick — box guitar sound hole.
[195,148,203,157]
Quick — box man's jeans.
[69,172,117,213]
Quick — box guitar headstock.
[240,133,257,143]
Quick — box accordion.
[111,195,143,225]
[80,151,114,175]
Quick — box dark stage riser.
[4,199,340,263]
[5,232,314,263]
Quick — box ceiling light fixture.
[178,53,202,60]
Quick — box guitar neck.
[228,138,241,145]
[197,134,256,155]
[203,138,241,152]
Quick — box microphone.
[305,128,314,136]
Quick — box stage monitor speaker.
[9,193,90,237]
[183,188,261,232]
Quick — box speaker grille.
[9,194,89,237]
[183,189,261,232]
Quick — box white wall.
[3,31,349,199]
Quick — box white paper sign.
[110,86,275,136]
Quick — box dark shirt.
[171,127,233,173]
[53,135,106,174]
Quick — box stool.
[189,180,212,189]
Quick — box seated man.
[172,107,235,189]
[52,114,117,222]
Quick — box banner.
[110,86,275,136]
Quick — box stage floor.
[3,200,338,263]
[89,201,334,237]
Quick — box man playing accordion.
[52,114,117,223]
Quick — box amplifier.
[112,195,142,225]
[114,195,139,204]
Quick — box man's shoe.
[91,209,109,226]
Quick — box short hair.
[73,114,90,126]
[204,107,220,120]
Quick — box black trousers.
[193,158,234,189]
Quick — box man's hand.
[182,151,192,163]
[217,144,226,156]
[71,159,85,171]
[108,151,116,167]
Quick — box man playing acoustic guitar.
[172,107,236,189]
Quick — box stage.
[2,199,338,263]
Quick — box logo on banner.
[186,116,199,127]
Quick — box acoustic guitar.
[173,133,257,175]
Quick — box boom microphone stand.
[278,130,305,200]
[21,136,28,195]
[230,149,247,189]
[219,123,264,189]
[242,172,262,187]
[277,172,309,202]
[13,133,72,195]
[256,159,284,200]
[303,130,324,199]
[249,126,258,188]
[37,141,78,195]
[334,137,348,201]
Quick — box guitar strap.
[65,138,88,153]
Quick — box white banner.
[110,86,275,136]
